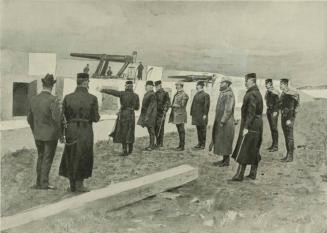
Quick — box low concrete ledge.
[1,164,198,231]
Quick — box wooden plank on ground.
[1,164,198,231]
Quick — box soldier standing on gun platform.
[99,81,140,156]
[59,73,100,192]
[265,79,280,152]
[169,81,189,151]
[154,80,171,148]
[279,78,300,162]
[27,74,61,190]
[190,81,210,150]
[137,81,157,151]
[231,73,263,181]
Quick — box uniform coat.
[232,85,263,165]
[27,91,61,188]
[169,90,189,124]
[101,88,140,144]
[212,87,235,155]
[265,88,280,147]
[59,87,100,180]
[155,88,171,145]
[190,90,210,126]
[137,90,157,128]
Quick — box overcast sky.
[1,0,327,86]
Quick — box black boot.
[232,164,246,181]
[219,155,230,167]
[176,145,185,151]
[269,145,278,152]
[75,180,90,193]
[285,151,294,162]
[69,179,76,192]
[212,158,224,166]
[128,144,133,154]
[246,164,258,180]
[281,153,288,161]
[267,145,274,150]
[120,144,128,156]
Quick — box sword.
[156,113,166,138]
[235,134,247,162]
[61,115,77,146]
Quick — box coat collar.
[75,87,88,93]
[41,90,52,95]
[246,85,258,93]
[220,86,232,93]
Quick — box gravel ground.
[2,100,327,233]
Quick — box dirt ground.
[1,100,327,233]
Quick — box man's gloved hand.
[273,112,278,117]
[286,120,292,126]
[243,128,249,136]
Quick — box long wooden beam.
[1,165,198,231]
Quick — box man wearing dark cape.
[59,73,100,192]
[99,81,140,156]
[231,73,263,181]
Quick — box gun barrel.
[70,53,133,63]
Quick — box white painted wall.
[29,53,56,76]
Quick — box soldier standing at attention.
[209,77,235,167]
[169,81,189,151]
[137,62,144,80]
[99,81,140,156]
[190,81,210,150]
[154,80,171,148]
[279,78,300,162]
[265,79,280,152]
[137,81,157,151]
[27,74,61,190]
[59,73,100,192]
[83,64,90,74]
[231,73,263,181]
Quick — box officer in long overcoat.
[265,79,280,152]
[279,78,300,162]
[209,77,235,167]
[99,81,140,156]
[137,81,157,150]
[169,81,189,151]
[59,73,100,192]
[231,73,263,181]
[190,81,210,149]
[27,74,61,190]
[154,80,171,148]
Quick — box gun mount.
[168,74,217,86]
[70,52,137,79]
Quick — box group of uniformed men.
[27,72,299,192]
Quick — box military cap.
[196,80,205,87]
[41,73,56,87]
[154,80,162,86]
[175,80,184,87]
[146,80,154,86]
[280,78,289,84]
[265,79,273,84]
[125,80,133,85]
[245,73,256,80]
[221,76,232,84]
[77,72,89,80]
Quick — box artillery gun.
[70,51,137,79]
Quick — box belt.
[120,107,134,111]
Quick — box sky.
[1,0,327,86]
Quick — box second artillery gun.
[70,52,137,79]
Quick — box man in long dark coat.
[99,81,140,156]
[137,62,144,80]
[265,79,280,152]
[231,73,263,181]
[279,78,300,162]
[27,74,61,190]
[209,77,235,167]
[169,81,189,151]
[154,80,171,148]
[59,73,100,192]
[190,81,210,150]
[137,81,157,151]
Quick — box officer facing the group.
[154,80,171,148]
[231,73,263,181]
[190,81,210,150]
[137,81,157,151]
[169,81,189,151]
[279,78,300,162]
[27,74,61,190]
[99,81,140,156]
[59,73,100,192]
[265,79,280,152]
